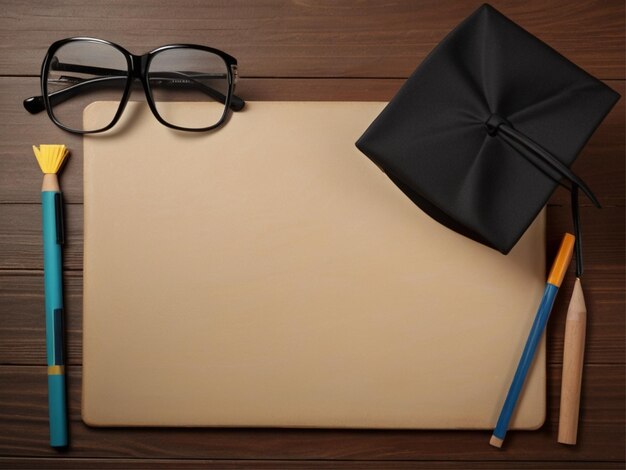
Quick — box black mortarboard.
[356,4,620,276]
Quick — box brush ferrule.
[42,173,60,192]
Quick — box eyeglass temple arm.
[59,60,246,110]
[59,59,244,110]
[23,74,245,114]
[154,70,243,108]
[24,60,245,114]
[52,60,244,109]
[24,76,127,114]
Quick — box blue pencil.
[490,233,575,448]
[34,145,70,448]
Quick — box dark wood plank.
[0,1,622,467]
[0,272,82,367]
[545,206,625,272]
[1,458,624,470]
[0,79,82,205]
[0,79,623,205]
[0,204,83,271]
[0,205,623,366]
[0,365,623,461]
[0,1,623,78]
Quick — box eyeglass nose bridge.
[129,54,148,79]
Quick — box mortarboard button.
[485,114,510,137]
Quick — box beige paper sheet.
[82,101,546,429]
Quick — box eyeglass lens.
[148,47,230,130]
[45,40,129,132]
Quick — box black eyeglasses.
[23,37,245,133]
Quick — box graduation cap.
[356,3,620,277]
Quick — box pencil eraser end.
[489,435,504,448]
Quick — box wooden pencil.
[558,277,587,445]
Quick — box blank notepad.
[82,101,546,429]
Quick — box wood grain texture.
[1,459,625,470]
[0,365,623,461]
[1,79,623,205]
[0,0,623,467]
[0,0,623,78]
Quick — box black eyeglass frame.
[26,37,244,134]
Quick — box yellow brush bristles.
[33,144,69,174]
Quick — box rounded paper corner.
[81,396,103,428]
[82,101,114,129]
[525,399,547,431]
[83,100,107,117]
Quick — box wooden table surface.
[0,1,624,469]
